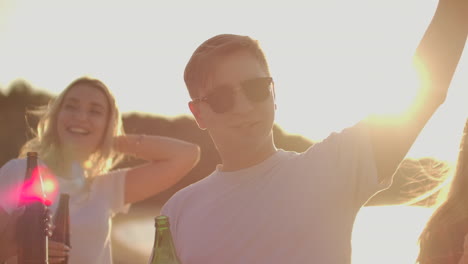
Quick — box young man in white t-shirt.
[161,1,468,263]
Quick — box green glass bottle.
[148,215,181,264]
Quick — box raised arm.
[114,134,200,204]
[368,0,468,183]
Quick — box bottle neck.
[155,225,174,247]
[25,154,38,180]
[149,216,181,264]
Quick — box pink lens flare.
[19,165,58,206]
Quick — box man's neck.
[218,141,277,172]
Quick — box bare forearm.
[114,134,199,162]
[120,134,201,204]
[414,0,468,102]
[368,0,468,183]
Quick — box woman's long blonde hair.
[19,76,125,177]
[417,118,468,262]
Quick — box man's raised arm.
[367,0,468,184]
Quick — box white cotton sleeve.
[303,121,388,207]
[92,168,131,216]
[0,159,25,215]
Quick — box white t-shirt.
[161,121,391,264]
[0,158,130,264]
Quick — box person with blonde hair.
[418,119,468,264]
[0,76,200,264]
[160,0,467,263]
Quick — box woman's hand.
[48,240,71,263]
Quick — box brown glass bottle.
[148,215,181,264]
[17,151,49,264]
[50,193,71,264]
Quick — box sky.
[1,0,467,162]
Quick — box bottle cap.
[155,215,170,227]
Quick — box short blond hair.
[184,34,271,99]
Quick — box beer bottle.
[148,215,181,264]
[50,193,71,264]
[17,151,49,264]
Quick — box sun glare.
[352,205,435,264]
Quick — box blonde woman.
[0,76,200,264]
[418,119,468,264]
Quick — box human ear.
[188,101,207,130]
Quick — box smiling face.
[56,83,110,161]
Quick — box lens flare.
[43,179,56,194]
[19,165,58,206]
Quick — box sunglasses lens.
[206,88,235,113]
[200,77,272,114]
[243,77,272,102]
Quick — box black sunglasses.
[192,77,273,114]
